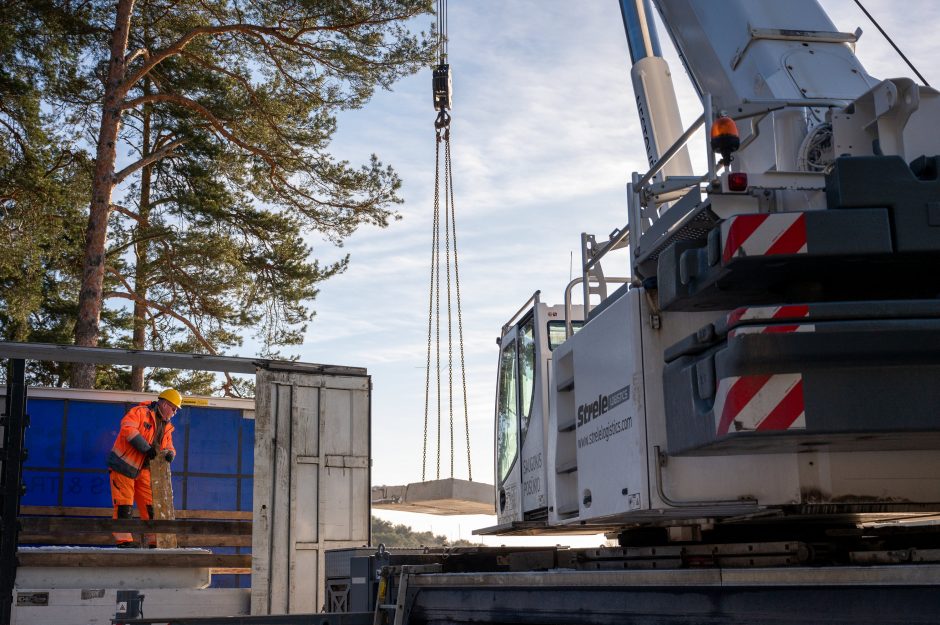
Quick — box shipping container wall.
[22,397,254,512]
[251,370,371,616]
[16,389,256,588]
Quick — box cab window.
[518,318,536,443]
[496,340,518,483]
[547,320,584,350]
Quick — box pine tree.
[0,1,93,350]
[371,516,481,548]
[65,0,435,387]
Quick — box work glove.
[164,450,175,463]
[146,446,158,460]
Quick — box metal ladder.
[373,564,442,625]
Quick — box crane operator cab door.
[495,302,582,526]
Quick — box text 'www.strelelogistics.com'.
[577,417,632,449]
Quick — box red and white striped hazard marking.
[721,213,807,264]
[712,305,810,435]
[725,304,810,328]
[726,305,814,338]
[728,324,815,338]
[713,373,805,436]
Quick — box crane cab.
[493,295,582,528]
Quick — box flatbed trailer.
[395,565,940,625]
[128,543,940,625]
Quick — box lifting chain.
[422,0,472,482]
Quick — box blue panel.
[186,476,237,510]
[65,401,127,469]
[210,574,240,588]
[172,474,184,509]
[239,478,253,512]
[207,547,248,588]
[61,471,111,507]
[22,471,60,506]
[171,405,190,469]
[240,417,254,474]
[24,399,65,468]
[186,407,240,474]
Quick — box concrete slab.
[372,479,495,515]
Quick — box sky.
[266,0,940,544]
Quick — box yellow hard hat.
[158,388,182,408]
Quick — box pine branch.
[118,9,425,96]
[105,274,240,395]
[125,47,149,65]
[105,228,173,257]
[122,92,278,166]
[177,49,300,155]
[109,203,144,224]
[114,137,186,183]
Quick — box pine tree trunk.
[131,95,152,393]
[71,0,136,388]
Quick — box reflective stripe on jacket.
[107,401,176,479]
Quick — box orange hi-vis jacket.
[107,401,176,479]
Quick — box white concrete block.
[372,479,495,515]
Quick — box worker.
[107,388,180,548]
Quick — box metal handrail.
[582,95,851,291]
[583,226,631,275]
[635,94,850,204]
[653,446,757,508]
[564,276,630,338]
[501,290,540,338]
[636,112,706,191]
[563,278,583,339]
[620,94,850,276]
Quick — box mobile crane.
[351,1,940,623]
[492,0,940,540]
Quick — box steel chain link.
[445,138,473,481]
[422,95,473,481]
[422,132,443,481]
[444,134,455,478]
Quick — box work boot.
[113,505,138,547]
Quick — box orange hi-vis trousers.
[110,468,155,546]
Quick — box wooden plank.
[209,567,251,575]
[20,505,252,520]
[149,453,178,548]
[16,551,251,568]
[18,533,252,547]
[19,517,251,535]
